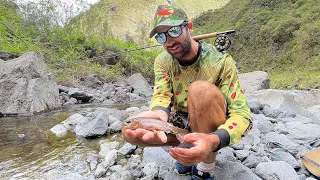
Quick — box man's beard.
[166,33,192,60]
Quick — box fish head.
[122,118,140,129]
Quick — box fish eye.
[124,119,131,124]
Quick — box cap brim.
[149,20,185,38]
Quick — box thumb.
[183,133,201,142]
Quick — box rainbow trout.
[122,117,189,143]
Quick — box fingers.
[169,148,202,166]
[125,129,137,138]
[156,131,167,143]
[183,133,202,142]
[126,129,167,144]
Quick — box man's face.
[156,24,192,60]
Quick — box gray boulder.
[246,89,320,122]
[0,52,60,115]
[215,161,261,180]
[255,161,299,180]
[74,111,109,138]
[126,73,153,97]
[239,71,270,94]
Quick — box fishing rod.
[0,112,19,118]
[93,30,235,60]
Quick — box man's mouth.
[168,44,180,53]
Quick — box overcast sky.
[86,0,99,4]
[14,0,100,25]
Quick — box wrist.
[210,129,230,152]
[209,134,220,152]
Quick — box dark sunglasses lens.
[168,26,182,38]
[155,33,166,44]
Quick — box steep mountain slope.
[193,0,320,89]
[71,0,229,43]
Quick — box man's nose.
[165,34,175,44]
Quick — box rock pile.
[50,88,320,180]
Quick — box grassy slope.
[193,0,320,89]
[72,0,228,43]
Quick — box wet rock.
[95,107,129,121]
[68,88,93,103]
[126,107,140,115]
[50,124,67,137]
[94,150,117,178]
[55,173,88,180]
[61,113,85,131]
[74,111,109,138]
[118,143,137,156]
[106,120,122,134]
[63,97,78,106]
[99,141,119,158]
[87,153,101,171]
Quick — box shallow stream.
[0,103,131,179]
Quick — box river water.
[0,104,130,179]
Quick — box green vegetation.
[193,0,320,89]
[1,0,319,89]
[73,0,227,43]
[0,0,163,85]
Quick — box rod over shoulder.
[192,30,235,41]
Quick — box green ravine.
[0,0,319,89]
[193,0,320,89]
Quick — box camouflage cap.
[149,4,188,38]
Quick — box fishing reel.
[192,30,235,52]
[214,34,231,52]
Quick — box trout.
[122,117,189,143]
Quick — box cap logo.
[158,9,174,17]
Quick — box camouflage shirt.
[150,41,252,147]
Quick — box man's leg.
[187,80,227,178]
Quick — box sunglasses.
[155,22,188,44]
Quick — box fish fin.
[176,133,184,143]
[155,117,162,120]
[177,142,194,149]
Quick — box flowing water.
[0,103,132,179]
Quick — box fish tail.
[177,142,194,149]
[176,133,184,143]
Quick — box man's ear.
[187,21,194,34]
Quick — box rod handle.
[192,30,235,40]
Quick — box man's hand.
[124,128,168,145]
[122,109,180,146]
[169,133,220,166]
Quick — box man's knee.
[188,81,224,101]
[188,81,213,95]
